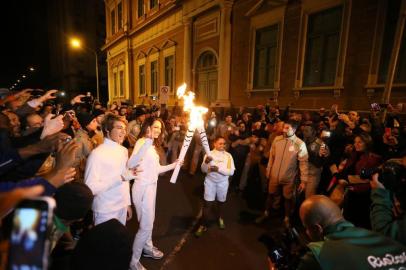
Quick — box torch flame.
[176,83,208,129]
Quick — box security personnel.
[291,195,406,270]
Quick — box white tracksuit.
[130,138,176,263]
[84,138,135,225]
[201,149,235,202]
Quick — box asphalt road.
[126,170,285,270]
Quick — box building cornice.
[102,2,180,52]
[101,32,128,51]
[129,2,180,37]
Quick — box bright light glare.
[70,38,82,49]
[176,83,208,129]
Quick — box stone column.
[216,0,233,107]
[183,17,192,88]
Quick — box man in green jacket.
[293,195,406,270]
[370,160,406,245]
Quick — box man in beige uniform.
[258,120,308,226]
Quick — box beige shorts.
[268,181,294,199]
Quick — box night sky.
[0,0,106,100]
[0,1,51,89]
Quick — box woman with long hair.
[340,132,382,229]
[129,117,181,270]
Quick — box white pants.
[131,182,157,262]
[204,179,229,202]
[94,207,127,226]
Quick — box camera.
[359,167,380,180]
[259,227,307,270]
[82,92,93,104]
[8,197,56,270]
[360,161,405,191]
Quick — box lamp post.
[69,37,100,101]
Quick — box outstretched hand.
[41,114,64,139]
[38,89,58,103]
[0,185,45,218]
[71,94,85,105]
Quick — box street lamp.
[69,37,100,101]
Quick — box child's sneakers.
[195,225,207,237]
[218,218,225,229]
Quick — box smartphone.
[8,197,56,270]
[321,130,331,138]
[370,103,381,111]
[82,92,93,103]
[54,91,66,105]
[385,127,391,137]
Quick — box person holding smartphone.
[303,125,330,198]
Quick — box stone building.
[103,0,406,111]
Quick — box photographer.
[271,195,406,270]
[370,158,406,245]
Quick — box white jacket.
[131,138,176,185]
[201,149,235,182]
[84,138,131,213]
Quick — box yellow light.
[176,83,208,129]
[70,38,82,49]
[29,67,35,71]
[22,75,26,78]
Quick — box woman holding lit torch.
[129,117,182,270]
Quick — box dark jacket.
[298,221,406,270]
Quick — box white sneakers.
[129,247,164,270]
[142,247,164,259]
[129,261,146,270]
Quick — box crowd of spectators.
[0,87,405,269]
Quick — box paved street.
[126,169,282,270]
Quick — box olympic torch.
[170,83,209,184]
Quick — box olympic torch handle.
[170,128,195,184]
[197,126,211,155]
[197,126,214,166]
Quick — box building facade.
[103,0,406,111]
